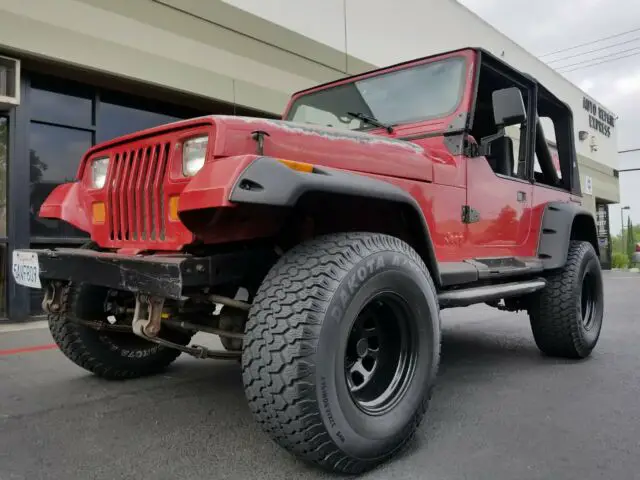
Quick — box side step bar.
[438,278,546,308]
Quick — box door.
[463,58,537,257]
[465,122,533,256]
[466,144,533,251]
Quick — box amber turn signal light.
[92,202,106,224]
[169,195,180,221]
[277,159,314,173]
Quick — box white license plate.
[12,251,42,289]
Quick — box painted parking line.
[0,344,58,356]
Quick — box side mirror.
[492,87,526,127]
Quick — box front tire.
[49,284,191,380]
[528,240,604,359]
[242,232,440,474]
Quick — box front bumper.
[11,247,272,299]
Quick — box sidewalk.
[0,319,48,333]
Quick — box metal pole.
[622,208,625,250]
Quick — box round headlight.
[183,136,208,177]
[91,157,109,189]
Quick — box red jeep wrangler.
[12,48,604,474]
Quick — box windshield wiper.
[346,111,394,133]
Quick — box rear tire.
[528,241,604,359]
[49,284,191,380]
[242,232,440,474]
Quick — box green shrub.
[612,251,629,269]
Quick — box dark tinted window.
[30,77,93,127]
[0,117,7,238]
[97,92,197,143]
[29,123,91,238]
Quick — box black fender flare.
[538,201,599,270]
[228,156,441,285]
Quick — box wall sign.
[583,97,614,138]
[584,175,593,195]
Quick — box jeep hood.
[212,116,434,182]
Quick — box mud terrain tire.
[49,284,191,380]
[242,232,440,474]
[529,240,604,359]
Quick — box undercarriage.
[42,279,251,361]
[35,246,275,362]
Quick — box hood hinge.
[251,130,270,155]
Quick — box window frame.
[467,51,538,185]
[0,115,8,242]
[533,89,580,194]
[26,74,97,242]
[0,116,9,318]
[285,55,469,132]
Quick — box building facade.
[0,0,619,320]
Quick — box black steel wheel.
[581,270,598,330]
[345,294,417,416]
[242,232,440,474]
[529,240,604,358]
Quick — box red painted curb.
[0,344,58,356]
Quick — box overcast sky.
[459,0,640,235]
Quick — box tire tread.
[529,240,603,358]
[242,232,438,474]
[49,285,183,380]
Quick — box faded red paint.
[40,48,572,263]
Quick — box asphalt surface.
[1,271,639,480]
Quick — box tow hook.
[42,281,66,314]
[130,294,239,360]
[132,295,164,338]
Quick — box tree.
[627,216,637,262]
[612,223,640,255]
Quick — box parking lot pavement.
[1,271,639,480]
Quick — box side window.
[534,106,569,190]
[534,116,561,179]
[504,124,525,177]
[469,65,529,180]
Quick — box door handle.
[517,191,527,202]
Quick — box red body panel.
[179,155,259,212]
[465,157,535,257]
[40,48,573,263]
[40,182,92,233]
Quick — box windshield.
[286,56,467,131]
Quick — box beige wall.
[579,155,620,213]
[0,0,373,115]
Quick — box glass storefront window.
[30,76,93,128]
[29,122,92,238]
[97,91,196,143]
[0,118,7,317]
[0,244,5,317]
[0,117,6,238]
